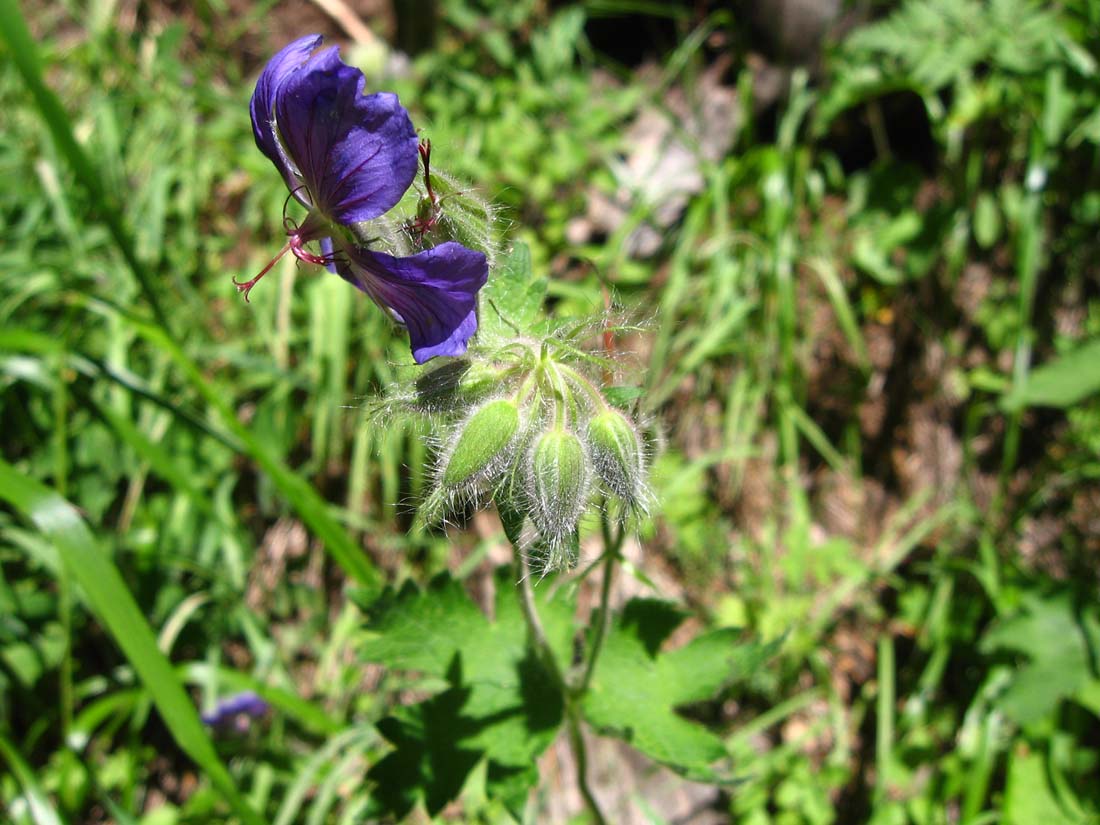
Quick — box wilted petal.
[272,46,418,224]
[337,241,488,363]
[250,34,322,198]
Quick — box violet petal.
[250,34,323,200]
[201,691,269,727]
[272,46,418,224]
[336,242,488,363]
[320,236,337,273]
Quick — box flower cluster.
[409,333,651,571]
[240,35,489,363]
[244,37,650,571]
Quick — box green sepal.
[442,398,520,487]
[587,408,644,504]
[529,428,588,534]
[418,171,498,261]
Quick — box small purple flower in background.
[201,691,269,732]
[239,34,489,363]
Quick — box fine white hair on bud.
[412,359,514,414]
[395,138,504,269]
[396,316,653,571]
[439,397,521,489]
[586,407,647,511]
[527,428,591,546]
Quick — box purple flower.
[333,240,488,363]
[235,33,417,297]
[201,691,269,730]
[251,34,418,228]
[238,35,489,363]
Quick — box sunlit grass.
[3,0,1100,822]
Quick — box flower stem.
[581,549,617,694]
[515,549,566,693]
[581,506,622,693]
[567,705,609,825]
[513,544,608,825]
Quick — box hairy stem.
[513,545,608,825]
[580,545,618,692]
[581,505,625,687]
[515,548,566,692]
[567,705,609,825]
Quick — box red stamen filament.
[233,241,290,302]
[232,233,331,302]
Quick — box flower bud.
[456,362,509,399]
[408,141,500,265]
[495,462,528,547]
[528,428,590,540]
[532,524,580,573]
[587,408,646,507]
[419,173,499,264]
[415,360,508,410]
[442,398,520,487]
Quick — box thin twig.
[309,0,378,47]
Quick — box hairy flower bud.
[587,408,646,508]
[456,362,511,400]
[495,461,529,547]
[398,309,654,555]
[415,360,511,411]
[528,428,590,541]
[441,398,520,487]
[408,140,501,266]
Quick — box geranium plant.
[240,34,772,822]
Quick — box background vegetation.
[3,0,1100,822]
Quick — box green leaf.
[366,675,492,819]
[362,569,572,817]
[1004,745,1081,825]
[478,242,547,341]
[840,0,1060,91]
[980,592,1099,725]
[1073,679,1100,719]
[0,459,264,825]
[1001,338,1100,410]
[582,598,776,781]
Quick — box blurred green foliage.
[3,0,1100,822]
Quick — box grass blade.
[0,0,383,598]
[0,0,167,327]
[0,729,67,825]
[0,459,265,825]
[84,296,383,597]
